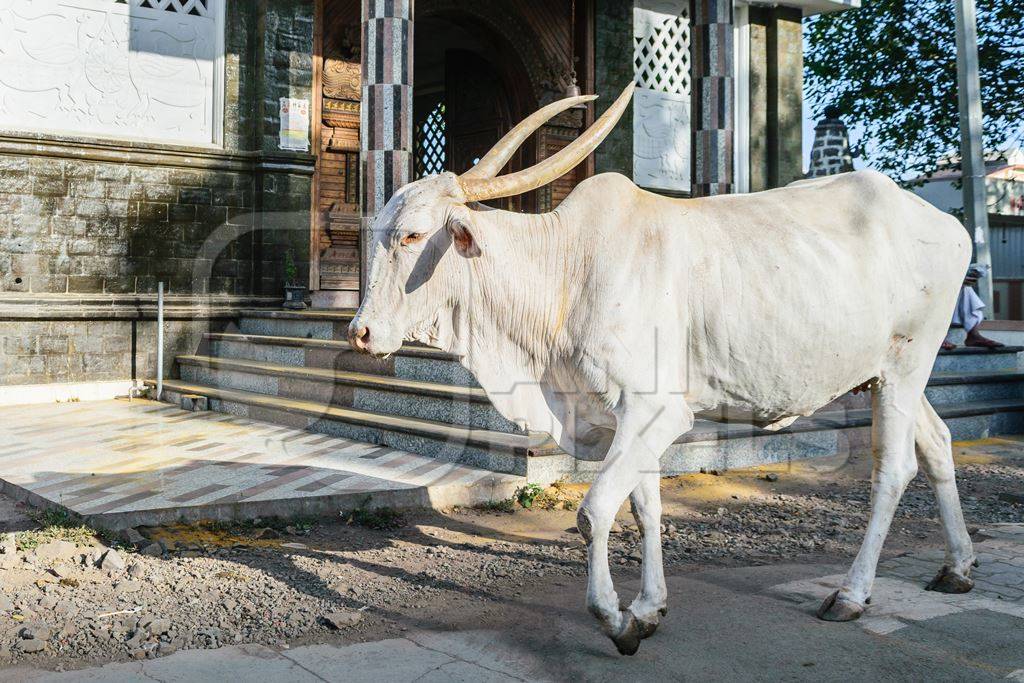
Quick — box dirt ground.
[1,437,1023,673]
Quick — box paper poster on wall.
[279,98,310,151]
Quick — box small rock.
[322,610,363,629]
[765,473,779,482]
[140,543,164,558]
[21,624,52,640]
[0,532,15,555]
[144,618,172,635]
[37,596,57,610]
[31,540,79,564]
[119,528,147,547]
[253,528,280,540]
[114,580,143,595]
[127,564,145,579]
[18,638,46,653]
[98,549,125,572]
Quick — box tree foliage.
[804,0,1024,182]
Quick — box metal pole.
[955,0,994,308]
[157,282,164,401]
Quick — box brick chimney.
[807,105,854,177]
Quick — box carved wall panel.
[633,0,690,192]
[0,0,224,146]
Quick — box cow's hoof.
[816,590,865,622]
[637,618,659,639]
[633,606,667,640]
[610,611,642,656]
[925,565,974,594]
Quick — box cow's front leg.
[628,472,667,638]
[577,399,683,655]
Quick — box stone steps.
[204,332,476,385]
[176,354,516,433]
[932,345,1023,373]
[149,379,559,477]
[153,311,1024,483]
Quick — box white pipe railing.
[157,282,164,401]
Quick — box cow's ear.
[447,213,481,258]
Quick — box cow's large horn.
[459,83,635,202]
[462,94,597,180]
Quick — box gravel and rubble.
[0,438,1022,672]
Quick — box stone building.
[806,105,855,178]
[0,0,857,402]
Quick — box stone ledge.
[0,294,280,321]
[0,133,315,174]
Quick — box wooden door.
[445,50,531,211]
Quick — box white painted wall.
[0,0,225,146]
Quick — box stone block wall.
[594,0,635,177]
[0,159,257,297]
[0,317,223,387]
[0,0,316,389]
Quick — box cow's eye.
[400,232,425,246]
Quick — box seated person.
[941,264,1005,350]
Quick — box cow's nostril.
[350,325,370,351]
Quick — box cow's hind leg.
[818,379,919,621]
[628,471,668,638]
[577,399,681,655]
[915,396,977,593]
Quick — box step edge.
[682,399,1024,443]
[177,354,488,403]
[148,379,548,455]
[206,332,458,361]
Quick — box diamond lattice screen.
[633,5,690,96]
[116,0,211,15]
[415,101,446,179]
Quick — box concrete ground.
[8,525,1024,682]
[0,400,519,528]
[1,404,1022,681]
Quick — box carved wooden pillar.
[360,0,414,297]
[689,0,734,196]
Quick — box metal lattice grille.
[415,101,446,179]
[117,0,212,17]
[633,5,690,95]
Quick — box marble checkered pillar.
[689,0,734,196]
[360,0,413,296]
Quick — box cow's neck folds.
[456,207,585,379]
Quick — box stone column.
[689,0,734,196]
[360,0,413,296]
[748,5,803,191]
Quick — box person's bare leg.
[964,326,1004,348]
[940,330,957,351]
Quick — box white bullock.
[348,84,977,655]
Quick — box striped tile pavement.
[0,400,522,529]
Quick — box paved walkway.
[9,524,1024,682]
[0,400,519,528]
